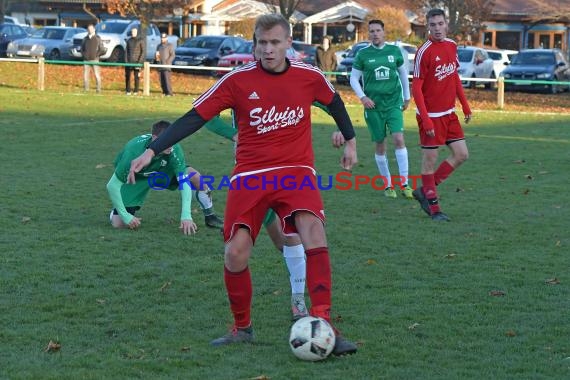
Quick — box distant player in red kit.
[128,13,358,356]
[412,8,472,221]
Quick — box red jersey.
[193,60,336,176]
[413,37,459,116]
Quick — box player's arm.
[411,78,434,135]
[397,64,411,110]
[312,101,331,116]
[106,174,134,225]
[204,115,237,141]
[128,109,208,183]
[326,92,357,170]
[179,175,197,235]
[455,73,472,123]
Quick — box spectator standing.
[125,28,145,95]
[81,24,104,93]
[156,33,175,96]
[315,36,337,76]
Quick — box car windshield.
[234,41,252,54]
[32,28,65,40]
[96,22,130,34]
[487,52,502,60]
[457,49,474,62]
[511,52,555,65]
[183,37,223,49]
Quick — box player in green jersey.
[106,120,224,234]
[350,19,413,199]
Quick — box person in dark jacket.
[81,24,105,93]
[125,28,145,95]
[155,33,175,96]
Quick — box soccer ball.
[289,316,336,361]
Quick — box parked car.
[0,23,29,56]
[335,41,370,85]
[292,40,317,66]
[6,26,86,60]
[485,48,518,77]
[390,41,417,75]
[500,48,570,93]
[216,40,300,75]
[457,46,495,88]
[70,19,165,62]
[173,35,246,74]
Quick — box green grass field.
[1,86,569,379]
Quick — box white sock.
[374,154,392,188]
[283,244,305,295]
[196,190,213,210]
[395,147,409,185]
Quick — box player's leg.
[264,211,308,320]
[211,227,255,346]
[368,111,395,198]
[185,166,224,229]
[434,116,468,186]
[387,108,413,198]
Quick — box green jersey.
[114,134,186,206]
[353,44,405,110]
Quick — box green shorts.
[364,107,404,142]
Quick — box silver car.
[6,26,85,60]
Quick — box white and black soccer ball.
[289,316,336,361]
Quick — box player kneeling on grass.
[106,120,224,233]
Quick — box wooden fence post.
[143,62,150,96]
[497,77,505,109]
[37,58,45,91]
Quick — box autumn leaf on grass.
[408,323,420,330]
[489,290,506,297]
[445,253,456,259]
[513,159,526,164]
[525,174,533,180]
[21,216,31,223]
[180,346,190,352]
[505,330,517,337]
[366,259,377,265]
[160,281,171,292]
[95,163,107,169]
[522,189,530,195]
[545,278,560,285]
[251,376,270,380]
[44,340,61,352]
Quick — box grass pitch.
[0,84,569,379]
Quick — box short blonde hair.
[254,13,291,36]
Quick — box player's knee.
[455,150,469,163]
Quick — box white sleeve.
[397,64,411,101]
[349,68,366,99]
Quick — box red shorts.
[223,166,325,244]
[416,113,465,148]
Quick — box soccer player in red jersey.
[128,13,358,356]
[411,8,472,221]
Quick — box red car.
[217,40,301,75]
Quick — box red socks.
[305,247,332,323]
[434,160,455,186]
[224,266,252,329]
[421,174,440,214]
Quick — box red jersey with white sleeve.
[193,60,336,176]
[413,37,460,117]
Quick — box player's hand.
[340,138,357,171]
[421,117,435,137]
[180,219,197,235]
[360,96,375,109]
[402,99,410,111]
[128,149,155,184]
[127,216,142,230]
[331,131,345,148]
[464,114,472,124]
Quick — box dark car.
[500,48,570,93]
[173,35,246,74]
[335,41,370,85]
[0,23,29,56]
[292,40,317,66]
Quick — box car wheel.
[48,49,61,60]
[109,47,124,63]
